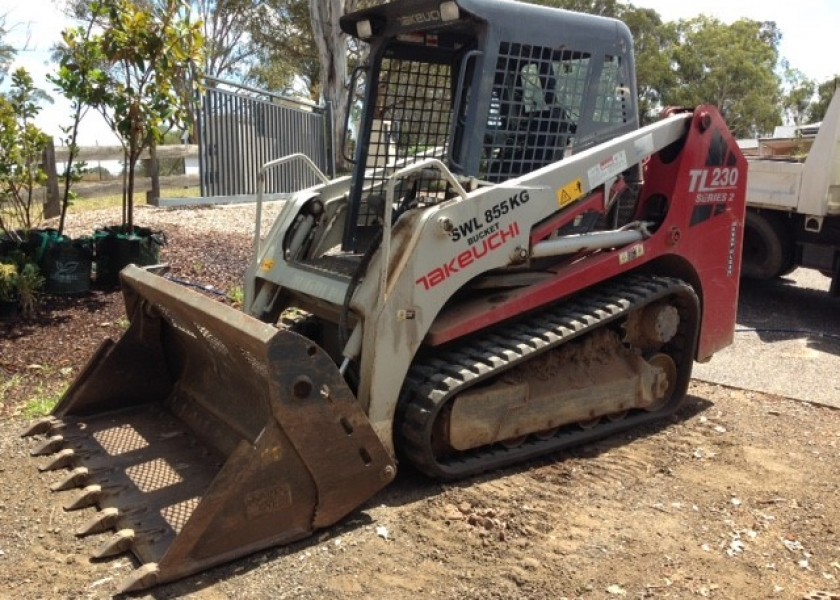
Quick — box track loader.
[23,0,747,593]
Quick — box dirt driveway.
[0,206,838,600]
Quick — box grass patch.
[160,186,201,199]
[22,385,65,418]
[228,286,245,307]
[0,374,23,407]
[67,194,129,213]
[2,184,202,227]
[65,186,201,215]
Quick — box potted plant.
[0,70,50,265]
[38,230,94,295]
[52,1,201,287]
[0,69,95,296]
[93,225,165,287]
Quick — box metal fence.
[198,77,335,197]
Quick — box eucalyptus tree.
[667,16,782,137]
[781,63,816,127]
[807,76,840,123]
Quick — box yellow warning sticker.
[260,258,276,271]
[557,179,584,208]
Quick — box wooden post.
[146,142,161,206]
[42,138,61,219]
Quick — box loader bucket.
[22,265,395,593]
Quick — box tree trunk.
[310,0,349,173]
[42,139,61,221]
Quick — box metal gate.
[198,77,335,197]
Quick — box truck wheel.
[741,211,793,280]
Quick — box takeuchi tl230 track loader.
[23,0,747,592]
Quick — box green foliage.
[522,1,678,124]
[52,0,205,231]
[0,261,43,315]
[248,0,320,96]
[0,262,18,302]
[515,1,797,134]
[666,17,782,137]
[227,285,244,307]
[780,63,816,126]
[0,15,15,85]
[193,0,262,79]
[0,69,50,237]
[620,7,678,124]
[807,77,840,123]
[22,385,64,418]
[49,11,102,235]
[16,262,44,317]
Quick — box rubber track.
[398,274,699,479]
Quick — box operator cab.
[339,0,639,252]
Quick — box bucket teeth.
[94,529,135,559]
[39,448,76,472]
[50,466,89,492]
[30,435,64,457]
[117,563,160,594]
[21,416,61,438]
[77,507,120,537]
[64,484,102,511]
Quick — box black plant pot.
[41,236,94,296]
[0,235,17,260]
[0,229,44,263]
[94,226,166,287]
[0,298,18,320]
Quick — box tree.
[519,1,679,123]
[780,62,816,127]
[807,76,840,123]
[0,14,16,85]
[526,0,623,14]
[620,7,678,123]
[667,17,782,137]
[309,0,352,171]
[0,69,49,237]
[49,11,100,235]
[248,0,320,95]
[191,0,259,80]
[55,0,204,231]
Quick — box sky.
[1,0,838,145]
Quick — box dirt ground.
[1,205,838,600]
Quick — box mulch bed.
[0,223,253,418]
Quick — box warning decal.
[557,178,584,208]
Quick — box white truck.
[742,88,840,295]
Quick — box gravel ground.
[694,269,840,409]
